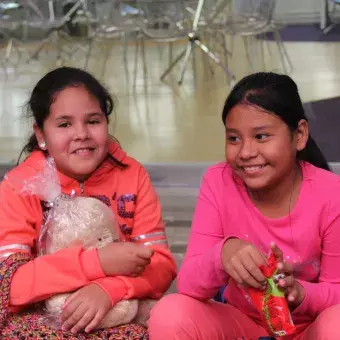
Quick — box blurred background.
[1,0,340,286]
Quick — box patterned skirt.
[0,253,149,339]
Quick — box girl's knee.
[308,304,340,339]
[148,294,200,338]
[149,293,195,325]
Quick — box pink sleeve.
[292,201,340,319]
[10,247,106,306]
[177,174,231,300]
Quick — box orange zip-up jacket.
[0,141,176,308]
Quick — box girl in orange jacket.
[0,67,176,334]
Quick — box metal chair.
[322,0,340,34]
[208,0,293,73]
[135,0,193,85]
[151,0,235,85]
[20,0,95,67]
[0,1,26,76]
[85,0,141,81]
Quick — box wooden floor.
[1,34,340,164]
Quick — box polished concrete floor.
[1,33,340,164]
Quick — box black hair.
[222,72,330,171]
[19,67,126,168]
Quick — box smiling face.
[34,86,109,181]
[225,104,308,193]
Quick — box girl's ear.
[33,123,46,150]
[295,119,309,152]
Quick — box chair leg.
[220,31,231,82]
[140,36,148,88]
[122,32,129,83]
[264,37,273,66]
[133,34,140,88]
[160,47,186,81]
[221,32,231,66]
[242,36,255,71]
[206,31,215,77]
[168,41,174,66]
[100,39,112,80]
[84,36,94,70]
[201,31,214,79]
[178,42,193,85]
[273,29,293,73]
[259,34,266,71]
[277,30,293,71]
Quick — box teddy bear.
[40,195,140,329]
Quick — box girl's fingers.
[271,242,284,263]
[135,265,146,274]
[61,298,82,323]
[226,265,244,286]
[62,303,85,331]
[287,288,298,302]
[85,309,106,333]
[278,276,295,288]
[249,248,267,267]
[233,259,265,289]
[277,261,294,275]
[129,273,138,277]
[136,257,151,266]
[71,310,95,334]
[242,252,267,284]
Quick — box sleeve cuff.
[213,237,232,283]
[213,236,241,281]
[80,248,106,281]
[291,280,316,318]
[93,278,128,307]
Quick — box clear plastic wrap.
[16,157,139,329]
[41,196,119,254]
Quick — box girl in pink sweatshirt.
[148,72,340,340]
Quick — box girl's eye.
[256,133,269,141]
[88,120,100,125]
[58,122,70,128]
[227,135,240,143]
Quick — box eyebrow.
[55,112,103,121]
[226,125,275,133]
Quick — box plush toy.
[41,196,140,329]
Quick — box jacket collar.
[20,139,127,194]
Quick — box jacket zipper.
[79,182,84,195]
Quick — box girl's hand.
[98,242,154,277]
[61,283,112,334]
[221,238,268,289]
[271,243,305,309]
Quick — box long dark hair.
[19,67,126,168]
[222,72,330,171]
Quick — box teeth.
[243,165,265,172]
[75,148,92,154]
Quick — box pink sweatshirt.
[177,162,340,325]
